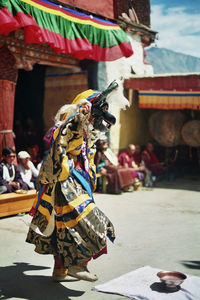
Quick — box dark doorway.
[14,64,46,158]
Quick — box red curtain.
[0,80,16,156]
[0,46,18,158]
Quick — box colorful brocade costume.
[26,107,115,267]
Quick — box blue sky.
[149,0,200,57]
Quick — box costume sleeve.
[88,145,97,192]
[38,113,89,185]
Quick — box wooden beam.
[0,190,36,218]
[0,30,80,70]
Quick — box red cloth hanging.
[0,46,18,157]
[0,80,16,156]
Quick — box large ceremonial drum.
[181,120,200,147]
[149,111,186,147]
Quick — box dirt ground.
[0,177,200,300]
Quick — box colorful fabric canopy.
[138,89,200,110]
[0,0,133,61]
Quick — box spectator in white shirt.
[18,151,39,189]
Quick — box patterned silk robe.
[26,113,115,267]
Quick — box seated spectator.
[142,142,166,176]
[118,144,146,185]
[18,151,39,189]
[95,139,135,193]
[27,144,42,168]
[131,144,154,187]
[24,117,42,148]
[0,147,28,194]
[133,144,142,166]
[14,119,25,152]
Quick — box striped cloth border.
[138,89,200,110]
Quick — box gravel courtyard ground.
[0,177,200,300]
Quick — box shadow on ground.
[0,263,84,300]
[181,261,200,270]
[150,282,180,293]
[153,176,200,192]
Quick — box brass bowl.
[157,271,187,291]
[15,189,28,194]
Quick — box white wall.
[104,33,154,151]
[106,33,153,82]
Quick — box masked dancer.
[26,81,128,282]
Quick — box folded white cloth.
[93,266,200,300]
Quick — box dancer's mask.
[72,80,121,131]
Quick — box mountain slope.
[146,47,200,74]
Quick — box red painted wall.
[57,0,151,25]
[59,0,114,19]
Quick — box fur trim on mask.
[54,99,89,124]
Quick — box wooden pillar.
[0,45,18,156]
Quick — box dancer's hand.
[100,167,107,175]
[79,102,91,115]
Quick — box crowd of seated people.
[118,144,155,188]
[95,141,138,194]
[0,147,41,194]
[118,144,146,183]
[94,140,167,194]
[0,148,29,194]
[95,138,135,194]
[0,117,58,195]
[2,138,194,196]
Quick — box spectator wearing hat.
[0,147,29,194]
[18,151,39,189]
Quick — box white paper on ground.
[93,266,200,300]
